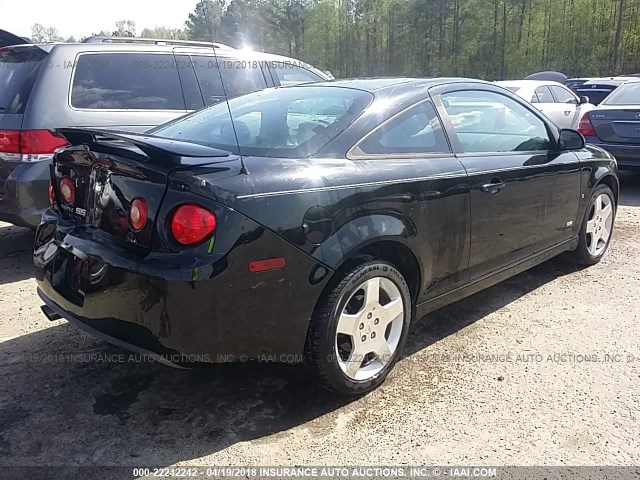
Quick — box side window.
[71,53,185,110]
[534,86,554,103]
[550,85,577,104]
[441,90,551,153]
[175,55,204,110]
[272,63,323,86]
[357,101,449,155]
[192,56,267,106]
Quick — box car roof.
[498,80,566,88]
[291,77,486,93]
[10,40,314,61]
[9,40,328,79]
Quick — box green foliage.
[30,23,64,43]
[113,20,137,37]
[186,0,226,41]
[44,0,640,77]
[140,27,188,40]
[208,0,640,78]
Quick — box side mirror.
[579,96,590,105]
[558,129,585,150]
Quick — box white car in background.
[497,80,595,130]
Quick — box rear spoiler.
[52,128,230,165]
[0,29,29,48]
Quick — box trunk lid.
[51,128,230,251]
[590,107,640,144]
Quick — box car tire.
[572,184,616,266]
[304,259,412,395]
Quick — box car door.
[348,99,471,301]
[433,85,581,280]
[549,85,579,129]
[532,85,567,127]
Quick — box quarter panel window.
[192,56,267,106]
[441,90,551,153]
[534,86,554,103]
[358,102,449,155]
[71,53,185,110]
[272,63,323,86]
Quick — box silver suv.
[0,33,329,228]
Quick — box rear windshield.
[0,46,47,114]
[71,53,186,110]
[601,82,640,105]
[502,86,521,93]
[576,86,616,105]
[150,86,373,158]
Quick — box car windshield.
[601,82,640,105]
[150,86,373,158]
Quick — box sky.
[2,0,200,40]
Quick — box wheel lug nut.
[361,335,367,342]
[371,332,376,339]
[367,313,372,319]
[374,318,379,325]
[359,323,364,330]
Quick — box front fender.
[573,145,619,235]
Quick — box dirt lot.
[0,173,639,468]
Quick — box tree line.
[31,0,640,80]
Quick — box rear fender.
[313,212,417,270]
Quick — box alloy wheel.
[335,276,405,381]
[586,192,614,257]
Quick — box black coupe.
[35,78,619,395]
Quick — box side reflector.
[249,257,287,273]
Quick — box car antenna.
[204,8,249,175]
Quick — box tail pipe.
[41,304,62,321]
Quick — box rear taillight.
[129,197,148,231]
[0,130,69,163]
[170,204,216,245]
[59,177,75,204]
[577,113,596,137]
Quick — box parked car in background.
[497,80,593,130]
[0,33,328,229]
[566,77,593,92]
[35,78,618,395]
[573,77,637,106]
[578,80,640,169]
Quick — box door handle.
[564,110,572,115]
[481,178,506,195]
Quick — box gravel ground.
[0,172,639,469]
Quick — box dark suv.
[0,34,328,228]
